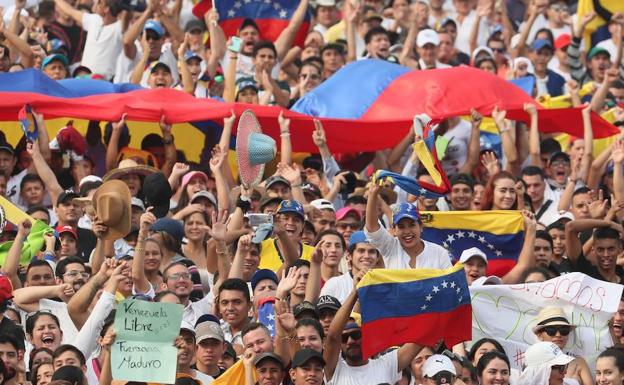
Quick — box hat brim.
[551,353,575,366]
[236,110,265,188]
[103,164,158,182]
[532,321,577,334]
[93,180,132,241]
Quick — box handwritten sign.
[112,299,183,384]
[470,273,622,370]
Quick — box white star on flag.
[273,2,280,9]
[227,9,235,16]
[468,231,476,238]
[425,294,432,301]
[234,1,241,8]
[419,188,427,195]
[279,9,287,17]
[457,231,465,238]
[478,236,486,243]
[450,281,456,288]
[487,243,495,250]
[456,287,461,293]
[432,286,440,293]
[441,280,448,288]
[267,324,274,331]
[495,250,503,256]
[446,234,455,243]
[267,313,275,320]
[421,304,428,310]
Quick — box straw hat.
[93,180,132,240]
[102,159,158,181]
[532,307,576,334]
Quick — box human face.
[254,47,276,72]
[290,361,325,385]
[301,45,320,61]
[278,212,304,241]
[120,173,141,196]
[148,68,173,89]
[318,308,336,335]
[524,271,549,283]
[596,356,624,385]
[219,289,251,329]
[313,210,336,234]
[450,183,473,210]
[593,238,622,273]
[0,342,18,374]
[62,262,88,291]
[256,361,285,385]
[186,176,207,197]
[417,175,438,208]
[43,60,67,80]
[322,48,344,73]
[31,314,62,350]
[238,87,259,104]
[568,139,584,165]
[292,265,310,297]
[611,301,624,340]
[570,193,591,219]
[488,41,506,63]
[239,26,260,55]
[242,246,260,278]
[394,218,422,249]
[316,5,337,27]
[175,331,196,367]
[549,364,567,385]
[187,58,202,82]
[548,228,565,258]
[589,53,611,82]
[438,33,454,61]
[26,265,55,287]
[268,182,291,199]
[59,234,78,259]
[534,238,553,267]
[299,65,322,97]
[480,357,510,385]
[531,48,553,73]
[411,347,434,380]
[21,181,44,206]
[56,200,81,224]
[548,158,571,185]
[296,325,323,352]
[32,350,53,368]
[184,212,208,242]
[30,209,50,224]
[144,240,162,272]
[464,256,487,285]
[453,0,471,15]
[473,342,498,365]
[336,215,360,245]
[417,44,438,66]
[348,243,379,271]
[197,339,224,367]
[492,178,516,210]
[53,350,83,370]
[366,33,390,59]
[341,327,363,363]
[538,326,570,348]
[320,234,343,268]
[242,327,273,354]
[479,60,497,74]
[165,264,193,299]
[253,279,277,308]
[472,184,484,210]
[36,363,54,385]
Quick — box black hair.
[598,348,624,372]
[364,26,390,45]
[154,290,180,303]
[29,347,54,375]
[546,219,567,232]
[218,278,251,302]
[253,40,277,58]
[141,133,164,150]
[520,266,554,283]
[572,186,591,198]
[314,229,346,251]
[345,195,367,206]
[301,57,324,73]
[540,138,562,155]
[467,338,506,363]
[26,260,54,278]
[20,173,44,190]
[106,0,122,17]
[535,230,554,248]
[26,205,50,218]
[476,57,497,72]
[320,43,344,57]
[288,259,311,271]
[55,256,85,278]
[521,166,545,180]
[0,334,18,351]
[476,351,510,378]
[535,27,554,47]
[79,181,102,198]
[594,227,621,242]
[26,312,61,336]
[53,345,86,366]
[241,322,270,340]
[296,318,325,339]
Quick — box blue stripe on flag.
[421,228,523,262]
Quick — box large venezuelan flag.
[420,211,525,278]
[356,266,472,359]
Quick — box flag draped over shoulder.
[420,210,525,278]
[356,266,472,359]
[192,0,310,47]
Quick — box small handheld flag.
[18,104,39,142]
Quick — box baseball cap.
[236,77,259,93]
[195,315,225,343]
[549,151,570,164]
[588,46,610,60]
[417,29,440,47]
[190,190,217,207]
[150,61,171,74]
[423,354,457,377]
[458,247,487,264]
[524,342,574,368]
[144,20,165,38]
[554,34,571,50]
[276,200,305,220]
[302,183,322,199]
[450,173,475,189]
[180,321,196,337]
[472,46,494,61]
[52,365,85,384]
[42,53,69,69]
[472,275,502,286]
[265,175,291,189]
[259,194,283,211]
[239,18,260,32]
[251,269,278,292]
[56,225,77,239]
[78,175,102,189]
[151,217,185,244]
[224,341,237,359]
[131,197,145,211]
[348,231,370,248]
[185,19,206,33]
[292,348,326,368]
[336,207,362,221]
[363,8,383,22]
[254,352,284,368]
[316,295,341,312]
[0,274,13,303]
[316,0,336,6]
[531,39,553,52]
[184,50,203,62]
[392,202,420,225]
[439,17,456,29]
[57,190,80,206]
[293,301,318,319]
[310,199,335,212]
[0,142,15,156]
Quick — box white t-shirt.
[81,13,123,79]
[38,298,79,342]
[320,273,353,304]
[183,292,214,326]
[7,169,27,206]
[193,369,214,384]
[364,227,452,270]
[327,349,401,385]
[451,11,491,55]
[113,41,179,85]
[221,53,280,81]
[440,119,472,176]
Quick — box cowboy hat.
[532,307,577,334]
[236,109,276,188]
[102,159,158,182]
[93,180,132,240]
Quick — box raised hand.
[312,119,327,148]
[470,108,483,126]
[276,266,300,298]
[491,106,507,125]
[17,219,31,238]
[481,151,500,176]
[139,208,157,234]
[210,209,228,243]
[223,109,236,126]
[278,111,290,133]
[277,162,302,185]
[523,103,538,117]
[613,140,624,164]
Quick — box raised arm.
[159,115,177,177]
[26,141,63,206]
[13,284,73,313]
[0,220,30,290]
[459,109,482,174]
[613,140,624,202]
[304,243,322,303]
[54,0,85,26]
[273,0,310,62]
[228,234,252,280]
[502,210,536,284]
[345,1,358,63]
[130,34,151,84]
[578,104,594,183]
[205,8,226,74]
[512,1,541,58]
[277,162,307,204]
[122,2,154,60]
[365,183,381,233]
[525,103,540,167]
[209,145,231,211]
[279,111,293,165]
[399,12,419,68]
[177,35,195,95]
[105,114,126,172]
[223,40,238,103]
[565,219,614,263]
[132,210,156,294]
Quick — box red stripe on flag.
[360,304,472,359]
[487,259,517,279]
[219,19,309,47]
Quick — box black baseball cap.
[316,295,341,312]
[549,151,570,164]
[0,142,14,156]
[57,190,79,206]
[239,18,259,32]
[254,352,284,368]
[449,173,475,190]
[293,300,318,319]
[292,348,326,368]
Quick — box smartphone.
[247,213,273,228]
[228,37,242,53]
[413,115,423,138]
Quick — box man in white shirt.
[162,262,213,326]
[365,184,452,270]
[416,29,451,70]
[313,0,339,39]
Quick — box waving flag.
[420,210,525,278]
[356,266,471,359]
[18,104,39,142]
[192,0,310,46]
[257,297,276,337]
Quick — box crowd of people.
[0,0,624,384]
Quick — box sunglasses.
[542,326,571,336]
[341,330,362,343]
[551,364,568,373]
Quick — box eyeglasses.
[551,364,568,373]
[168,272,192,281]
[550,4,568,12]
[542,326,571,336]
[337,223,361,231]
[341,330,362,343]
[63,271,90,280]
[491,47,506,53]
[299,73,321,81]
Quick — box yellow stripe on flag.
[414,140,442,186]
[357,265,465,288]
[421,210,524,235]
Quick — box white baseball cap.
[458,247,488,264]
[310,199,335,212]
[316,0,336,6]
[423,354,456,377]
[472,275,502,286]
[417,29,440,48]
[524,342,574,368]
